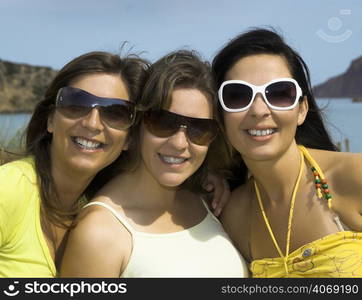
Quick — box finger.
[213,207,222,217]
[211,181,223,210]
[214,179,231,213]
[203,183,214,192]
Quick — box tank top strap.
[200,198,220,223]
[83,201,136,234]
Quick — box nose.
[81,108,105,131]
[248,92,271,119]
[167,126,189,150]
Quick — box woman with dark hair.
[213,28,362,277]
[60,50,248,277]
[0,51,149,277]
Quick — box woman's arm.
[0,162,31,248]
[332,152,362,231]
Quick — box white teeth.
[248,129,275,136]
[74,137,101,150]
[160,155,187,164]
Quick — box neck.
[117,162,179,209]
[51,163,94,210]
[244,142,304,204]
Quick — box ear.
[47,112,54,133]
[297,96,309,126]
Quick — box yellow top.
[251,146,362,278]
[0,157,56,277]
[251,231,362,278]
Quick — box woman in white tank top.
[60,50,248,278]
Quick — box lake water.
[0,98,361,152]
[316,98,362,153]
[0,113,31,149]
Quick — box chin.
[241,146,281,162]
[157,174,189,188]
[70,158,105,174]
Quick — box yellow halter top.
[251,146,362,278]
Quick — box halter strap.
[298,145,333,209]
[254,149,304,277]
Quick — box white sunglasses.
[218,78,303,112]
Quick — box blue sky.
[0,0,361,85]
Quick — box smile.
[247,129,276,137]
[158,154,189,164]
[72,137,103,150]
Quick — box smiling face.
[222,54,308,162]
[139,88,213,188]
[47,73,131,176]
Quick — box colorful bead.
[310,166,332,203]
[328,199,332,209]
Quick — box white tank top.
[84,200,248,278]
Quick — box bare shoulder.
[63,202,124,265]
[73,202,121,243]
[230,182,252,211]
[308,149,362,231]
[308,149,362,172]
[60,197,131,277]
[221,179,253,261]
[221,183,249,223]
[307,149,361,189]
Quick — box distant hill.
[313,56,362,100]
[0,59,57,113]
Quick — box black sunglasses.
[143,109,219,146]
[55,86,135,130]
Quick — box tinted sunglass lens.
[57,105,91,119]
[188,123,217,145]
[144,110,217,145]
[223,83,253,109]
[144,111,178,137]
[101,105,134,129]
[266,81,296,107]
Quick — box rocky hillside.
[313,56,362,99]
[0,59,57,112]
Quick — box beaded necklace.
[253,145,333,277]
[299,145,332,208]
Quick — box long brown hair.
[135,49,229,194]
[25,51,149,230]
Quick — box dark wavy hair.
[135,49,229,194]
[25,51,149,230]
[212,28,337,187]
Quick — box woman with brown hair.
[0,51,148,277]
[60,50,248,277]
